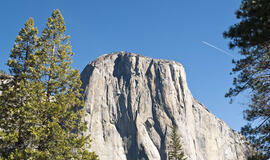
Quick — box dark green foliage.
[247,152,269,160]
[168,126,186,160]
[0,10,98,160]
[223,0,270,158]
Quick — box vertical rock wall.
[81,52,251,160]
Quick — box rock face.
[81,52,251,160]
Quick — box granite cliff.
[81,52,251,160]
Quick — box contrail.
[202,41,234,57]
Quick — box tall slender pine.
[168,126,186,160]
[0,18,42,159]
[34,9,98,159]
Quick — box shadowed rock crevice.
[115,93,139,160]
[152,105,167,160]
[113,54,140,159]
[80,64,94,95]
[113,54,132,87]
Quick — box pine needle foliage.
[223,0,270,158]
[168,126,186,160]
[0,10,98,160]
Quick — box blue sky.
[0,0,247,131]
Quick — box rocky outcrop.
[81,52,251,160]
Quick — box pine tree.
[223,0,270,158]
[0,18,41,159]
[0,10,98,159]
[168,126,186,160]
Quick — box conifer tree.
[168,126,186,160]
[223,0,269,158]
[0,18,41,159]
[0,10,98,159]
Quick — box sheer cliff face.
[81,52,251,160]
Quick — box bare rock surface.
[81,52,251,160]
